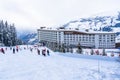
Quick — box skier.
[43,42,45,46]
[1,48,5,54]
[111,53,114,57]
[47,49,50,56]
[95,50,99,55]
[119,53,120,57]
[24,47,26,50]
[42,49,46,56]
[30,47,33,52]
[13,48,15,54]
[16,48,18,52]
[5,47,7,51]
[16,46,19,52]
[10,46,12,50]
[37,49,40,55]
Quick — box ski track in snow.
[0,45,120,80]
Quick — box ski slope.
[0,45,120,80]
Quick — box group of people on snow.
[0,45,50,56]
[37,48,50,56]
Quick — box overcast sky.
[0,0,120,31]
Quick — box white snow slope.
[0,45,120,80]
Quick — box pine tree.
[0,20,18,46]
[10,24,17,46]
[0,20,4,44]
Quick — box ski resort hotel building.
[37,27,116,49]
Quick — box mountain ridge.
[61,12,120,32]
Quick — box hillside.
[0,45,120,80]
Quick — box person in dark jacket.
[47,50,50,56]
[13,48,15,54]
[42,49,46,56]
[30,47,33,52]
[1,48,5,54]
[37,49,40,55]
[16,48,18,52]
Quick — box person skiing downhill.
[30,47,33,52]
[1,48,5,54]
[37,49,40,55]
[16,45,19,52]
[47,50,50,56]
[13,48,15,54]
[42,49,46,56]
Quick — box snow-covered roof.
[38,27,115,34]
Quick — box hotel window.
[103,40,105,42]
[76,36,78,40]
[99,39,102,42]
[67,35,69,38]
[73,35,75,39]
[107,40,109,42]
[86,37,88,41]
[111,39,114,42]
[69,35,71,39]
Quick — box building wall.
[37,29,116,49]
[98,34,115,49]
[38,29,57,43]
[64,34,95,48]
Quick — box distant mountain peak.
[18,32,38,45]
[60,11,120,32]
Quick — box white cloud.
[0,0,120,31]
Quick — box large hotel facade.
[37,27,116,50]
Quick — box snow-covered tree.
[0,20,18,46]
[9,24,17,46]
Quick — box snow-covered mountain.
[18,33,38,44]
[61,11,120,33]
